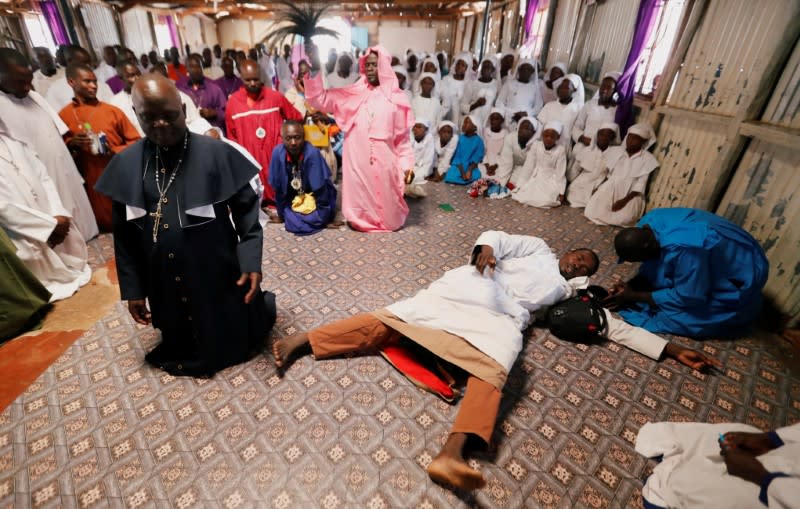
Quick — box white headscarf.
[516,116,539,148]
[548,62,567,81]
[477,56,499,82]
[553,73,585,107]
[543,120,564,137]
[413,70,441,97]
[393,65,409,90]
[626,122,657,150]
[463,113,482,136]
[597,122,621,146]
[483,107,507,135]
[590,71,622,104]
[451,52,473,79]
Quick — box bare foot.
[427,455,486,491]
[271,332,310,369]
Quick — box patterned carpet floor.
[1,183,798,508]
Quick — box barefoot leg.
[271,332,310,368]
[427,432,486,491]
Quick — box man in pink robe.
[304,44,414,232]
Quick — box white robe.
[0,91,98,240]
[571,101,617,167]
[0,135,91,301]
[636,422,800,509]
[584,147,658,226]
[411,95,443,133]
[512,141,567,208]
[435,134,459,177]
[203,66,224,80]
[93,62,117,85]
[440,75,469,125]
[566,145,611,207]
[500,132,534,187]
[537,100,582,154]
[388,231,584,372]
[45,77,114,112]
[479,127,508,179]
[276,56,292,93]
[497,79,543,125]
[540,81,558,105]
[411,132,435,181]
[32,67,64,98]
[460,79,498,128]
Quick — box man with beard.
[95,74,275,377]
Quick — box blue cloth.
[444,134,484,185]
[620,208,769,337]
[269,142,337,236]
[759,472,790,506]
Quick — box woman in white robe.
[539,62,566,105]
[567,122,620,207]
[636,421,800,509]
[512,121,567,208]
[496,57,544,126]
[411,72,444,132]
[537,74,584,156]
[0,130,91,302]
[570,71,620,173]
[440,52,472,125]
[434,120,459,179]
[584,122,659,226]
[460,56,499,128]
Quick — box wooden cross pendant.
[150,202,163,242]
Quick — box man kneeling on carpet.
[273,230,599,490]
[268,120,337,235]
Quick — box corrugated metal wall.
[665,0,794,116]
[577,0,638,82]
[647,115,728,209]
[716,37,800,325]
[718,140,800,325]
[544,0,581,69]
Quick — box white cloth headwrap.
[627,122,657,150]
[518,116,540,135]
[549,62,567,79]
[603,71,622,83]
[597,122,621,145]
[392,65,409,89]
[483,107,506,131]
[438,120,457,133]
[413,71,440,97]
[464,114,482,136]
[553,74,585,107]
[543,120,564,136]
[413,118,431,130]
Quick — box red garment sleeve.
[226,97,238,143]
[280,93,303,121]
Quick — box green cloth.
[0,228,51,342]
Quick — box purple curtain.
[615,0,660,135]
[39,0,69,45]
[523,0,541,44]
[164,15,180,49]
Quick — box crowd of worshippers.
[0,40,785,503]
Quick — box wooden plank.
[739,121,800,150]
[654,104,731,125]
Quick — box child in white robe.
[496,58,543,126]
[566,122,619,207]
[460,56,499,128]
[584,122,659,226]
[440,52,472,125]
[411,72,443,133]
[488,117,539,199]
[431,120,458,181]
[539,62,566,105]
[512,121,567,208]
[406,120,435,198]
[537,73,584,156]
[393,65,413,104]
[470,109,509,198]
[570,71,620,179]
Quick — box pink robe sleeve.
[305,71,346,118]
[393,106,415,172]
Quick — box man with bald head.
[226,59,302,206]
[96,74,275,378]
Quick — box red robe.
[225,87,302,202]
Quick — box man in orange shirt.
[59,63,140,231]
[225,59,302,205]
[166,47,187,82]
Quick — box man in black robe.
[96,74,275,377]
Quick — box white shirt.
[32,67,64,98]
[94,62,117,85]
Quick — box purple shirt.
[106,75,125,94]
[176,77,228,133]
[215,75,244,99]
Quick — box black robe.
[96,132,275,377]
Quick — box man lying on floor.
[272,231,720,491]
[636,420,799,509]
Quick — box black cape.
[96,132,275,377]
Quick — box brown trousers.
[308,313,502,444]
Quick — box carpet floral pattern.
[1,184,798,508]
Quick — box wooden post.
[477,0,492,60]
